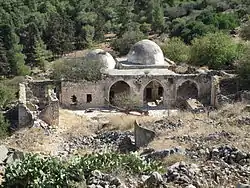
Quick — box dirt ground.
[3,103,250,157]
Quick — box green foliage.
[4,153,164,187]
[34,38,52,70]
[237,44,250,84]
[0,0,249,76]
[112,92,140,110]
[189,32,239,69]
[111,30,145,55]
[0,83,16,110]
[51,58,103,81]
[240,21,250,41]
[161,37,190,64]
[0,113,9,139]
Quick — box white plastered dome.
[127,39,165,65]
[85,49,116,70]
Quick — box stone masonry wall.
[61,81,106,109]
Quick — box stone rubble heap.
[208,145,250,165]
[87,170,126,188]
[141,147,184,161]
[62,131,134,154]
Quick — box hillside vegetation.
[0,0,250,77]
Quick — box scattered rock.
[141,147,184,161]
[143,172,163,188]
[87,171,124,188]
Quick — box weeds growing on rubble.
[3,152,164,187]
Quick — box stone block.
[134,120,155,148]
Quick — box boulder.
[0,145,8,163]
[144,172,164,188]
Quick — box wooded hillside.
[0,0,250,76]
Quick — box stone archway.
[109,81,130,106]
[143,80,164,106]
[177,80,198,107]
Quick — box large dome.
[85,49,116,70]
[127,39,165,65]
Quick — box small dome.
[127,40,165,65]
[85,49,116,70]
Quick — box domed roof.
[127,39,165,65]
[85,49,116,70]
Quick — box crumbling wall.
[18,104,33,128]
[18,80,60,128]
[39,90,59,126]
[211,76,220,107]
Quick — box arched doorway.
[143,80,164,106]
[109,81,130,106]
[177,80,198,107]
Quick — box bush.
[240,21,250,41]
[4,153,163,187]
[189,32,239,69]
[112,92,140,110]
[0,113,9,139]
[0,83,16,110]
[111,30,145,55]
[51,58,102,81]
[161,37,190,64]
[237,44,250,85]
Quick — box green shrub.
[189,32,239,69]
[240,21,250,41]
[0,113,9,139]
[4,153,164,187]
[0,83,16,110]
[161,37,190,64]
[237,44,250,86]
[51,58,102,81]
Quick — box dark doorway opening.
[143,80,164,106]
[87,94,92,103]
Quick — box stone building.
[60,39,213,109]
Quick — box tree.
[189,32,239,69]
[111,29,145,55]
[150,0,165,32]
[0,39,9,76]
[51,58,103,81]
[34,37,52,70]
[43,13,74,56]
[161,37,190,64]
[0,83,15,110]
[240,21,250,41]
[237,44,250,86]
[0,113,9,139]
[0,24,30,76]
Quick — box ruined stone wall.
[39,96,59,126]
[61,81,106,109]
[60,73,212,109]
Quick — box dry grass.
[162,154,189,167]
[59,109,94,137]
[4,127,56,155]
[100,114,159,131]
[148,102,250,153]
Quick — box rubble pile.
[62,131,134,154]
[87,170,125,188]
